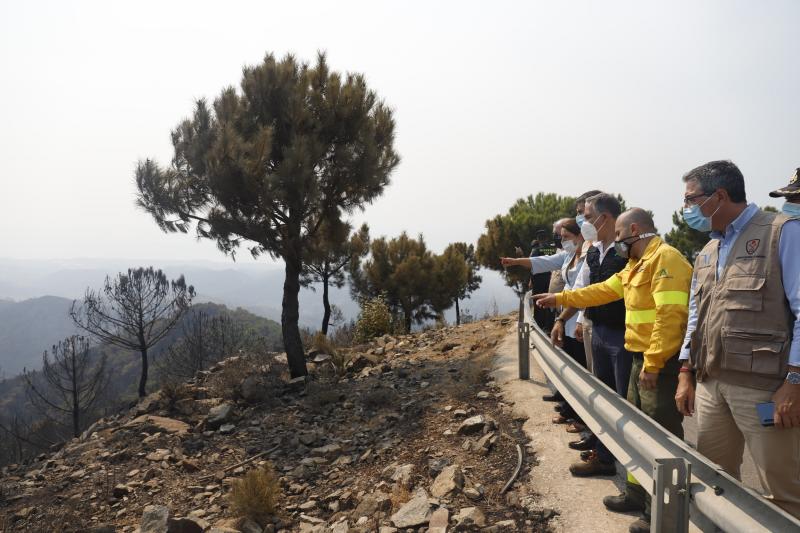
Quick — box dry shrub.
[311,332,336,355]
[484,484,501,507]
[354,295,393,342]
[462,354,493,385]
[161,380,191,411]
[390,484,412,511]
[362,387,399,411]
[206,353,287,401]
[299,326,316,350]
[440,354,494,402]
[328,319,356,347]
[206,357,253,400]
[311,332,354,376]
[228,464,281,526]
[333,353,352,375]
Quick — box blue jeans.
[590,323,633,464]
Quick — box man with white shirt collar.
[552,193,634,479]
[674,160,800,518]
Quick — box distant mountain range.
[0,295,79,377]
[0,301,284,433]
[0,257,518,378]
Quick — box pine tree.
[22,336,107,437]
[302,222,370,335]
[476,192,575,293]
[351,233,436,332]
[70,267,194,397]
[447,243,482,325]
[136,53,399,378]
[430,249,468,324]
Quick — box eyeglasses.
[683,192,708,207]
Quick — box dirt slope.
[1,316,552,533]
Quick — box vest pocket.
[723,276,765,311]
[721,327,787,377]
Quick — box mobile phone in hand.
[756,401,775,427]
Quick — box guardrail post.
[652,458,690,533]
[518,315,530,381]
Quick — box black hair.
[682,160,747,203]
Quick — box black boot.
[603,492,646,513]
[568,434,595,451]
[542,392,563,402]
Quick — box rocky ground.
[0,316,554,533]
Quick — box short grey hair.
[585,193,622,218]
[682,160,747,203]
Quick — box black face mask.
[553,234,562,248]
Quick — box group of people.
[500,161,800,533]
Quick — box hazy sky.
[2,0,798,264]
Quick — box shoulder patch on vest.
[746,239,761,255]
[655,268,671,279]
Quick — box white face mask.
[580,215,606,242]
[562,240,578,255]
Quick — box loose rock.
[457,415,486,435]
[240,375,270,403]
[140,504,170,533]
[390,489,432,528]
[206,403,234,429]
[453,506,486,528]
[430,465,464,498]
[428,507,450,532]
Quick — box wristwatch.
[786,371,800,385]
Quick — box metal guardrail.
[519,293,800,533]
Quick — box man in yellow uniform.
[535,207,692,533]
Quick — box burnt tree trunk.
[138,346,148,398]
[71,351,80,437]
[321,273,332,336]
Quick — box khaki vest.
[690,210,796,391]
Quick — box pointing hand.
[533,293,557,308]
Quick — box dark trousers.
[558,336,588,420]
[626,353,684,515]
[534,306,554,333]
[563,335,587,368]
[590,323,633,464]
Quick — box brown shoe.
[569,452,616,477]
[552,414,571,424]
[566,422,587,433]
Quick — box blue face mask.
[576,214,585,227]
[782,202,800,217]
[682,194,719,232]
